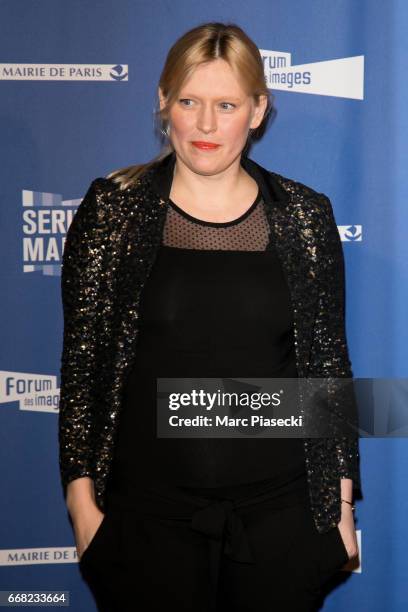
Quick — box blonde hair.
[106,22,274,191]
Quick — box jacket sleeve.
[58,179,109,500]
[310,193,361,492]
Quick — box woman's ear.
[158,87,166,111]
[250,94,269,130]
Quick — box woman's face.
[158,58,267,176]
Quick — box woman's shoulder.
[91,175,122,196]
[75,171,162,243]
[267,167,334,221]
[263,168,337,237]
[82,174,140,214]
[268,168,328,203]
[92,169,154,201]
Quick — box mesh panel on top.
[161,188,270,251]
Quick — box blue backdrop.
[1,0,407,610]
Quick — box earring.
[161,123,170,138]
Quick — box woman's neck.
[169,155,259,222]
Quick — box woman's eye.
[219,102,236,110]
[179,99,194,106]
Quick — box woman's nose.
[196,105,217,133]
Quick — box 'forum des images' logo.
[0,371,59,413]
[260,49,364,100]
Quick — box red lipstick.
[191,141,221,150]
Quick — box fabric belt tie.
[191,499,255,564]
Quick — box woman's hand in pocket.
[72,506,105,561]
[337,503,358,561]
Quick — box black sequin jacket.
[58,151,361,533]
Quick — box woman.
[59,22,361,612]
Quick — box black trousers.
[79,477,349,612]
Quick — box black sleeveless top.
[107,187,307,500]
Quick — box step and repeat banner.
[1,1,407,610]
